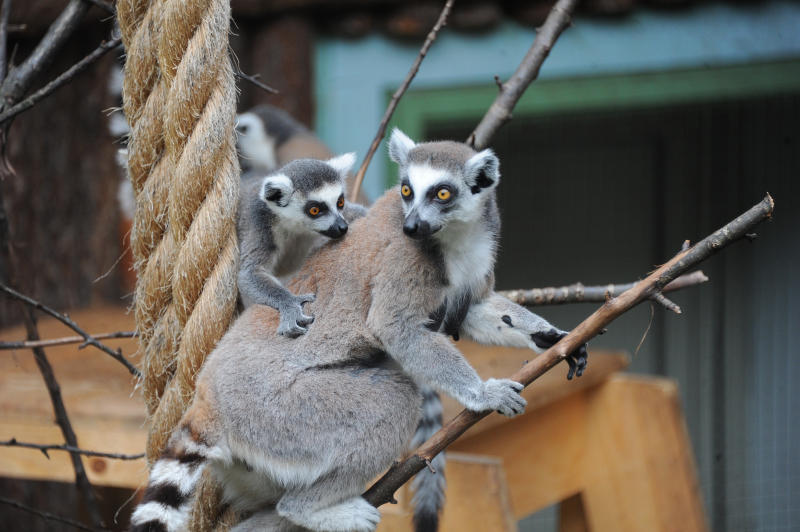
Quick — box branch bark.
[349,0,455,202]
[1,438,144,460]
[0,283,140,377]
[0,330,136,350]
[0,35,122,126]
[467,0,579,149]
[499,270,709,306]
[364,194,774,507]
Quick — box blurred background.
[0,0,798,530]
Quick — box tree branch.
[467,0,579,149]
[499,270,709,306]
[0,283,140,377]
[0,0,90,105]
[0,0,12,84]
[0,496,98,532]
[349,0,455,202]
[0,330,136,350]
[234,69,279,95]
[0,35,122,126]
[364,194,774,507]
[0,438,144,460]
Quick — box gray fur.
[238,156,363,337]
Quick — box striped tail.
[129,433,209,532]
[410,386,446,532]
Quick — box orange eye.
[309,206,320,216]
[401,185,412,197]
[337,196,345,208]
[437,188,451,201]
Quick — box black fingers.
[566,343,589,380]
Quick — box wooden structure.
[0,305,706,530]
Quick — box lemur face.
[235,112,277,172]
[259,154,356,239]
[388,129,500,240]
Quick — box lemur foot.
[277,293,316,338]
[478,378,526,417]
[284,496,380,532]
[530,328,589,380]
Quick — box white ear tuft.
[260,174,294,207]
[388,128,416,165]
[464,149,500,194]
[327,152,357,176]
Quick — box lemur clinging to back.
[129,129,588,532]
[237,153,366,337]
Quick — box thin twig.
[235,70,279,95]
[468,0,579,149]
[0,496,98,532]
[364,194,775,507]
[499,270,708,306]
[0,0,12,83]
[0,283,140,377]
[1,438,144,460]
[0,331,136,350]
[349,0,455,202]
[0,35,122,126]
[651,292,681,314]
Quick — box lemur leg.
[276,473,380,532]
[461,293,589,379]
[238,266,315,337]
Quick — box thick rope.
[118,0,240,529]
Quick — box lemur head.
[259,153,357,238]
[236,105,310,173]
[388,128,500,240]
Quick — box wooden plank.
[377,452,515,532]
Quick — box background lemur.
[129,130,588,532]
[238,153,366,337]
[236,104,334,178]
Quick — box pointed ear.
[327,152,357,176]
[464,149,500,194]
[388,128,416,165]
[260,174,293,207]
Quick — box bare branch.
[0,35,122,126]
[1,438,144,460]
[0,0,12,83]
[349,0,455,202]
[651,292,681,314]
[0,496,97,532]
[0,0,90,105]
[235,69,279,95]
[364,194,775,507]
[499,270,709,306]
[0,330,136,350]
[0,283,140,377]
[468,0,579,149]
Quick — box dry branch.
[0,283,140,377]
[0,35,122,126]
[235,69,279,95]
[1,438,144,460]
[364,194,775,507]
[0,330,136,350]
[349,0,455,202]
[468,0,579,149]
[499,270,709,306]
[0,496,98,532]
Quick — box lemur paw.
[277,293,316,338]
[530,328,589,380]
[317,497,380,532]
[479,378,526,417]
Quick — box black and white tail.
[410,386,446,532]
[129,430,209,532]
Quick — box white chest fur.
[437,220,495,297]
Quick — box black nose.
[403,218,430,239]
[321,218,348,239]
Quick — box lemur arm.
[366,290,526,417]
[460,292,589,379]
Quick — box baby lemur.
[130,130,588,532]
[238,153,366,337]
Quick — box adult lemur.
[238,154,366,337]
[130,129,588,532]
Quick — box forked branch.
[364,194,774,507]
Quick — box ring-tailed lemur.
[238,154,367,337]
[129,130,588,532]
[235,104,334,179]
